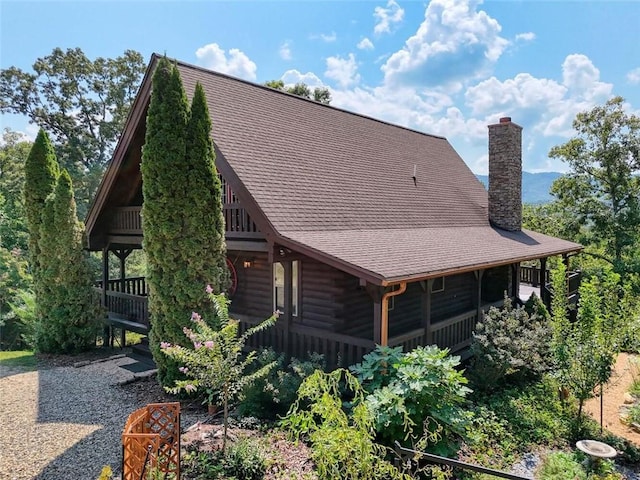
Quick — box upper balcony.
[108,204,263,240]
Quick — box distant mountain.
[475,172,562,204]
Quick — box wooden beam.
[422,279,433,344]
[227,240,270,253]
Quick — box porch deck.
[95,277,502,369]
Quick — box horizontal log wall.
[430,272,476,323]
[228,251,272,319]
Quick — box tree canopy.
[264,79,332,104]
[549,96,640,275]
[0,47,146,217]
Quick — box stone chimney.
[488,117,522,231]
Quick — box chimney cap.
[499,116,512,123]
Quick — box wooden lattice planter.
[122,402,180,480]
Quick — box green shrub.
[468,294,553,391]
[224,436,267,480]
[352,345,472,455]
[281,369,411,480]
[238,348,324,419]
[537,452,586,480]
[476,375,571,449]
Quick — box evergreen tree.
[143,61,230,386]
[141,58,188,385]
[36,170,100,352]
[23,129,58,271]
[184,82,229,297]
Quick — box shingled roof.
[86,54,582,286]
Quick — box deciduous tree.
[264,79,332,104]
[0,48,146,216]
[549,96,640,275]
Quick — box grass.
[0,350,37,369]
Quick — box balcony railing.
[109,205,262,238]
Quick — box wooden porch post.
[366,284,383,345]
[420,280,433,344]
[475,270,484,326]
[283,261,293,355]
[540,257,547,285]
[511,263,520,299]
[102,245,110,347]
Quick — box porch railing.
[95,276,148,296]
[520,266,549,287]
[109,205,263,238]
[110,206,142,234]
[237,316,375,369]
[223,203,262,238]
[388,300,504,355]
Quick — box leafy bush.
[281,369,411,480]
[474,375,571,449]
[468,294,553,391]
[224,436,268,480]
[352,345,472,454]
[238,348,324,419]
[537,452,586,480]
[161,292,277,451]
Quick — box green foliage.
[223,436,268,480]
[161,292,277,451]
[469,294,553,391]
[0,247,31,349]
[34,170,101,353]
[238,348,325,419]
[549,96,640,275]
[142,58,229,386]
[473,375,571,448]
[182,436,267,480]
[551,265,625,427]
[23,129,58,273]
[264,79,332,104]
[281,369,410,480]
[352,345,472,454]
[0,129,31,252]
[538,451,586,480]
[1,47,146,216]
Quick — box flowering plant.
[161,289,277,450]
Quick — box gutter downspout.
[380,282,407,346]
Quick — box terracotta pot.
[208,403,218,415]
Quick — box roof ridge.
[151,52,448,142]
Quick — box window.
[273,260,300,317]
[432,277,445,293]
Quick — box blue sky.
[1,0,639,174]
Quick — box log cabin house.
[86,54,582,368]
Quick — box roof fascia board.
[382,246,584,286]
[85,54,159,240]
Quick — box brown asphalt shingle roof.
[86,55,582,285]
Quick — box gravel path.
[0,354,201,480]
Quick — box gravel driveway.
[0,353,200,480]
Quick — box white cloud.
[310,31,337,43]
[279,41,292,60]
[464,54,612,139]
[627,67,640,85]
[357,37,375,50]
[381,0,509,87]
[325,54,361,88]
[281,69,325,89]
[515,32,536,42]
[195,43,257,81]
[374,0,405,35]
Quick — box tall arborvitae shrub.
[185,82,229,297]
[142,58,228,386]
[36,170,100,352]
[23,129,59,272]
